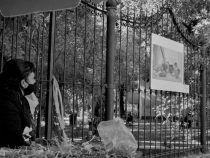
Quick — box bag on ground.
[97,117,137,157]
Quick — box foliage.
[116,0,210,121]
[154,93,200,139]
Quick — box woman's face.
[21,72,36,95]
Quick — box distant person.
[180,113,193,129]
[173,62,180,79]
[169,64,174,75]
[0,59,36,148]
[165,62,170,73]
[126,112,133,125]
[159,63,167,77]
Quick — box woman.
[0,59,36,148]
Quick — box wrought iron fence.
[0,0,209,157]
[115,2,204,157]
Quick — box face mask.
[24,83,36,96]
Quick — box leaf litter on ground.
[0,136,136,158]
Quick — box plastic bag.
[97,117,137,157]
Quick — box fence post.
[45,11,55,140]
[105,0,117,120]
[200,46,207,153]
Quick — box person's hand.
[23,126,32,142]
[23,126,32,135]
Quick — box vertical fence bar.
[11,18,15,58]
[197,48,201,150]
[206,60,209,149]
[72,8,78,141]
[82,3,87,139]
[137,7,142,151]
[193,49,197,150]
[150,9,153,156]
[15,17,18,58]
[118,5,122,119]
[190,48,194,152]
[105,0,117,120]
[36,14,45,138]
[200,46,207,153]
[0,17,5,72]
[45,11,55,140]
[63,10,67,124]
[186,46,189,153]
[154,5,159,155]
[28,15,33,61]
[131,7,135,133]
[125,7,129,120]
[24,30,28,60]
[144,10,148,154]
[100,3,105,121]
[91,4,96,136]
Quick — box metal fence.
[0,0,209,157]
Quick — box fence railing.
[0,0,209,157]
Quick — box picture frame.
[150,33,189,93]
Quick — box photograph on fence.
[150,33,189,93]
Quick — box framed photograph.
[150,33,189,93]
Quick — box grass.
[181,152,210,158]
